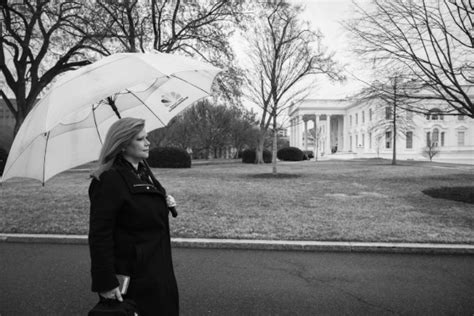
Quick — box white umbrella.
[1,52,221,184]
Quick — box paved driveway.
[1,242,473,315]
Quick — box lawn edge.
[1,233,473,255]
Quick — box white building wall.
[288,98,474,164]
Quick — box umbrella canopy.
[1,52,221,184]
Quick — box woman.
[88,117,179,315]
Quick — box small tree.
[353,75,418,165]
[244,2,342,173]
[312,126,323,161]
[423,141,440,162]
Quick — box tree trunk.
[13,118,24,139]
[255,129,266,164]
[13,98,27,137]
[392,84,397,165]
[272,116,278,174]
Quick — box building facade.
[288,98,474,164]
[0,99,16,151]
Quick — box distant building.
[277,128,288,138]
[0,99,16,151]
[288,95,474,164]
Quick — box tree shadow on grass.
[246,173,302,179]
[422,186,474,204]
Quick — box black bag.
[88,297,140,316]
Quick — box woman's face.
[123,128,150,163]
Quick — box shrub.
[0,147,8,175]
[277,147,304,161]
[302,150,314,160]
[147,147,191,168]
[242,149,272,164]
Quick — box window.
[386,131,392,149]
[369,132,372,149]
[369,108,373,121]
[458,131,465,146]
[362,111,365,124]
[385,107,392,120]
[441,132,445,147]
[406,131,413,149]
[362,133,365,147]
[406,106,413,120]
[458,115,465,120]
[355,113,358,125]
[426,132,431,146]
[350,115,352,127]
[432,128,439,147]
[350,136,352,150]
[427,108,443,120]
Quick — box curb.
[1,234,474,255]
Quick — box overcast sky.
[294,0,373,99]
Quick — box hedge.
[277,147,304,161]
[302,150,314,160]
[0,147,8,175]
[147,147,191,168]
[242,149,272,164]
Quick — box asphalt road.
[1,242,473,316]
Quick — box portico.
[288,99,349,157]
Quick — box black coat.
[88,158,179,316]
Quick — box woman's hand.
[99,287,123,302]
[166,194,177,208]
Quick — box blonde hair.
[91,117,145,179]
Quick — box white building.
[288,97,474,164]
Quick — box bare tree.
[345,0,474,118]
[0,1,107,136]
[309,125,323,161]
[245,2,342,173]
[423,140,440,161]
[352,75,417,165]
[92,0,245,107]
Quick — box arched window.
[432,128,439,146]
[427,108,443,120]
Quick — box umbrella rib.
[42,131,51,186]
[125,89,166,126]
[170,74,211,95]
[92,104,103,145]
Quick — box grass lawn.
[1,158,473,244]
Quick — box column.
[290,118,293,146]
[342,115,348,152]
[314,113,321,158]
[338,116,343,152]
[296,115,301,148]
[313,114,319,159]
[303,117,308,150]
[326,114,331,154]
[291,118,295,147]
